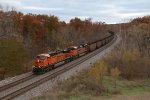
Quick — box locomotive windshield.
[36,56,47,60]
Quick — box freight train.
[32,31,114,74]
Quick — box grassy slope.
[32,75,150,100]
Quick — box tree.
[0,38,29,76]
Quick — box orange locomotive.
[32,45,89,74]
[32,51,66,74]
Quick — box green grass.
[102,76,150,96]
[121,86,150,95]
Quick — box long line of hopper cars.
[32,31,114,74]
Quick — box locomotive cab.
[36,55,47,60]
[34,54,50,66]
[32,54,50,74]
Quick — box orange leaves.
[131,16,150,25]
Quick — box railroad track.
[0,35,117,100]
[0,75,36,93]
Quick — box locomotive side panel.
[57,53,66,62]
[70,49,78,56]
[78,47,85,54]
[48,56,57,65]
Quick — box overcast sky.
[0,0,150,24]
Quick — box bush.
[52,61,109,96]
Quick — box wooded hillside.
[0,9,108,78]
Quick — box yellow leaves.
[111,67,120,78]
[110,67,120,90]
[89,61,108,82]
[91,60,120,80]
[123,51,137,62]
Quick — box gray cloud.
[0,0,150,23]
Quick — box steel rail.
[0,75,36,93]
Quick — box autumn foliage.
[0,10,107,55]
[0,8,108,78]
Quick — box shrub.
[54,61,109,96]
[110,67,120,91]
[88,61,108,93]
